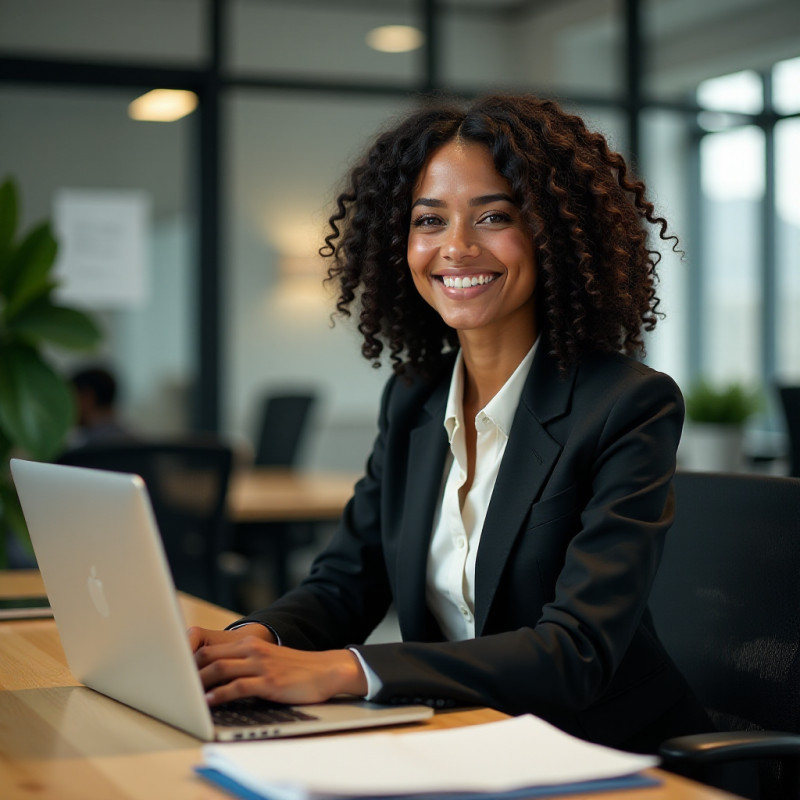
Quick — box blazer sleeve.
[352,366,684,720]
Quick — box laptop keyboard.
[212,696,320,727]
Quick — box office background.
[1,0,798,471]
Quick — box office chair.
[777,385,800,478]
[253,392,317,468]
[57,439,235,605]
[649,471,800,800]
[230,391,319,606]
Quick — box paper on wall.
[53,188,150,309]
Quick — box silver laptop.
[10,458,433,741]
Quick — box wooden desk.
[0,571,741,800]
[227,469,360,597]
[228,468,359,523]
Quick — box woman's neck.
[458,322,537,411]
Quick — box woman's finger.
[197,646,277,691]
[194,634,274,670]
[205,676,275,706]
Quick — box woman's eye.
[411,214,442,228]
[481,211,512,224]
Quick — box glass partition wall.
[1,0,798,469]
[0,82,196,437]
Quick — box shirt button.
[457,536,466,549]
[460,605,471,618]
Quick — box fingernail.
[205,691,215,703]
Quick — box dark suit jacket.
[240,345,703,748]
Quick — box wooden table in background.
[227,469,360,596]
[228,468,360,522]
[0,571,742,800]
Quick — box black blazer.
[240,346,702,747]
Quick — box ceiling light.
[128,89,198,122]
[366,25,424,54]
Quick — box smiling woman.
[189,94,713,757]
[322,95,669,383]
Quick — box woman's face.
[407,139,537,345]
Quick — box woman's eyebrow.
[411,192,515,209]
[470,193,515,207]
[411,197,443,209]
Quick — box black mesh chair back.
[57,440,234,604]
[778,385,800,478]
[254,393,316,467]
[649,470,800,798]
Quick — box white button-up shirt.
[425,342,538,641]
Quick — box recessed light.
[366,25,424,54]
[128,89,198,122]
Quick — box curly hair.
[321,94,675,378]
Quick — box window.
[775,117,800,380]
[698,125,764,384]
[692,60,800,394]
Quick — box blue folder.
[195,766,660,800]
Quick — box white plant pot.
[679,423,745,473]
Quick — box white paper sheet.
[202,715,658,800]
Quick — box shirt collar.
[444,339,539,442]
[444,350,465,444]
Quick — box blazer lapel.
[395,376,450,641]
[474,349,576,635]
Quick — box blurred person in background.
[68,366,135,448]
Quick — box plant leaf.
[0,477,32,561]
[685,380,761,425]
[0,345,75,460]
[9,299,102,350]
[4,222,58,312]
[0,178,18,283]
[3,278,59,323]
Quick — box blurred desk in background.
[227,468,360,601]
[228,468,359,522]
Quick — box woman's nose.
[443,221,480,260]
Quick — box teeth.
[442,274,496,288]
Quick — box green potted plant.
[681,379,762,472]
[0,176,103,567]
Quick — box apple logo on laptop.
[88,565,111,618]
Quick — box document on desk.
[197,714,660,800]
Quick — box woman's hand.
[188,625,368,706]
[188,624,276,651]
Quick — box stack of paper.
[197,715,660,800]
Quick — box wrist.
[333,649,368,697]
[228,621,277,644]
